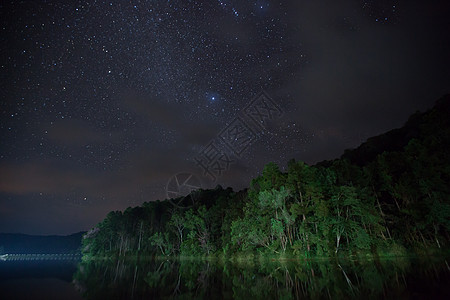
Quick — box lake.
[1,256,449,299]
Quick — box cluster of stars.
[1,0,447,235]
[1,1,308,205]
[362,0,399,24]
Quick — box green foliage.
[82,97,450,259]
[149,232,173,256]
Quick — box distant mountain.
[0,232,85,254]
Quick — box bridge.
[0,253,81,261]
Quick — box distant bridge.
[0,253,81,261]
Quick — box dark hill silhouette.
[0,232,85,254]
[318,94,450,167]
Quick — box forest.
[82,95,450,260]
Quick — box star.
[1,0,446,236]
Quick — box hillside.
[337,94,450,166]
[81,95,450,259]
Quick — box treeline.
[82,95,450,259]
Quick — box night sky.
[1,0,449,235]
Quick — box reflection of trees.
[73,257,449,299]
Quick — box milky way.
[1,0,449,234]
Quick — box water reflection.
[0,260,84,300]
[73,257,450,299]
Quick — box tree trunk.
[138,222,143,251]
[336,234,341,253]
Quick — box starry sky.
[1,0,449,235]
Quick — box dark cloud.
[121,93,221,145]
[0,151,184,199]
[45,119,109,146]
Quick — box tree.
[259,187,293,252]
[169,209,185,250]
[149,232,173,256]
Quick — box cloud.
[0,162,90,195]
[120,93,220,145]
[0,146,197,201]
[45,119,109,146]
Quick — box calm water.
[0,260,83,300]
[1,257,449,299]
